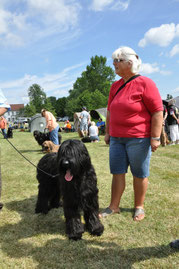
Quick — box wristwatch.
[151,137,160,141]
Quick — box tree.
[28,84,46,112]
[66,55,115,115]
[24,103,36,117]
[43,98,57,116]
[56,97,67,117]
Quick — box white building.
[4,104,24,123]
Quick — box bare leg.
[133,176,148,221]
[109,173,126,211]
[81,130,85,137]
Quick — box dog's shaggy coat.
[33,130,62,146]
[35,139,104,240]
[7,127,13,138]
[42,140,60,153]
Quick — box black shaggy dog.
[7,127,13,138]
[33,130,62,146]
[35,139,104,240]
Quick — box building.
[4,104,24,123]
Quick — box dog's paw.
[68,233,83,240]
[66,218,84,240]
[35,207,48,214]
[86,222,104,236]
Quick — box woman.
[0,116,7,138]
[41,109,59,145]
[100,46,163,221]
[89,121,99,142]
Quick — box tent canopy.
[90,107,107,122]
[29,113,46,133]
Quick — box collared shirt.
[44,111,58,132]
[0,89,10,110]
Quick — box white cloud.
[140,62,171,75]
[160,70,172,75]
[27,0,80,30]
[172,86,179,93]
[0,0,81,47]
[170,44,179,57]
[90,0,129,11]
[0,62,86,104]
[138,23,179,47]
[140,63,159,74]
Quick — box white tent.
[29,114,46,133]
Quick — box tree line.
[20,55,173,120]
[21,55,115,119]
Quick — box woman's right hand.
[104,133,110,144]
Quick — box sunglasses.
[113,58,125,63]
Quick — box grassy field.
[0,130,179,269]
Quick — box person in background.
[80,106,90,137]
[0,89,11,211]
[65,120,72,132]
[167,99,179,145]
[89,121,99,142]
[41,109,59,145]
[100,46,163,221]
[160,104,169,147]
[0,116,7,138]
[96,118,105,135]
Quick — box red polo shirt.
[107,76,163,137]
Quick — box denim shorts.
[49,125,59,145]
[80,122,88,131]
[109,137,152,178]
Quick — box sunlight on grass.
[0,130,178,268]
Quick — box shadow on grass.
[0,197,177,269]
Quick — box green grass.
[0,130,179,269]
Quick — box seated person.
[89,121,99,142]
[65,120,71,132]
[96,118,105,134]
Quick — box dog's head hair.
[57,139,92,182]
[33,130,50,146]
[33,130,40,139]
[42,140,52,153]
[42,140,60,153]
[34,130,61,146]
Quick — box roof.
[10,104,24,111]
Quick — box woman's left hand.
[151,139,160,152]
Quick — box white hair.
[112,46,142,73]
[91,121,96,126]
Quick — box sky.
[0,0,179,105]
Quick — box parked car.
[62,116,69,122]
[57,117,63,122]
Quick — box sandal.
[133,208,145,221]
[99,207,120,218]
